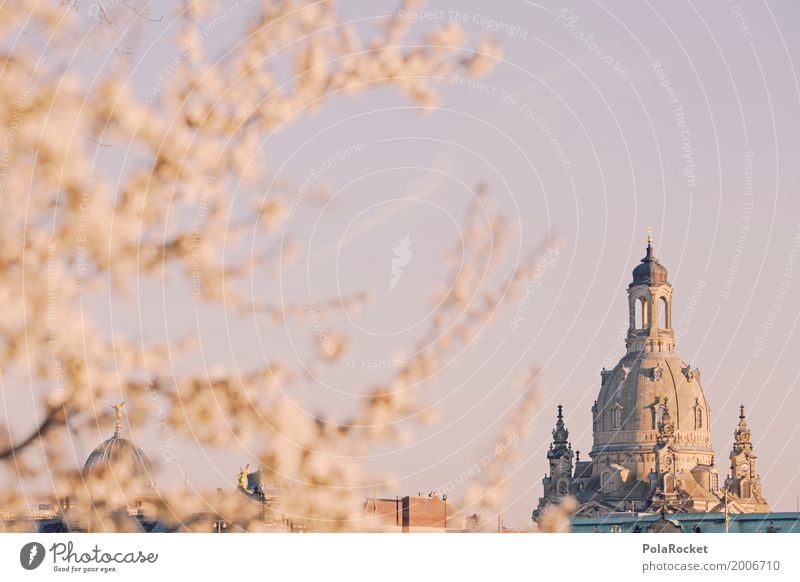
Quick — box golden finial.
[647,225,653,246]
[111,401,125,436]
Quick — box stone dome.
[82,433,155,490]
[631,241,669,287]
[594,353,712,455]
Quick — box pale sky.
[5,1,800,528]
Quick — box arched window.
[601,472,611,492]
[711,473,719,492]
[635,297,648,329]
[659,296,668,329]
[612,404,623,430]
[741,480,751,498]
[695,407,703,429]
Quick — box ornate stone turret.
[534,405,574,518]
[733,405,753,454]
[549,405,572,460]
[626,228,675,354]
[724,405,769,512]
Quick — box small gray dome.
[82,434,155,490]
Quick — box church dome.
[631,239,669,287]
[535,232,769,519]
[591,232,714,464]
[82,403,155,491]
[82,434,155,489]
[594,354,711,454]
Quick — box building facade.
[534,235,770,521]
[364,494,451,532]
[571,511,800,533]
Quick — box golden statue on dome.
[111,401,125,435]
[238,464,250,489]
